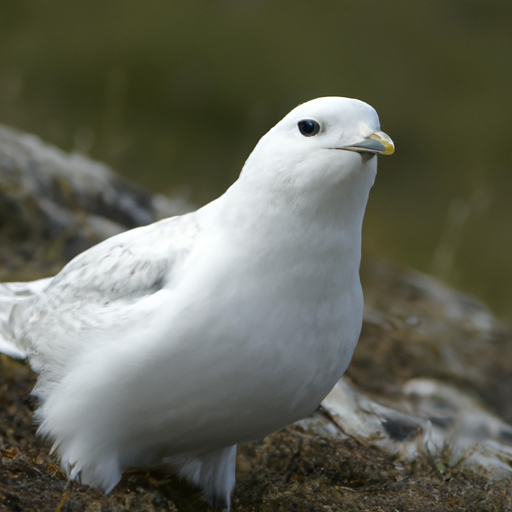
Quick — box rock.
[0,124,193,281]
[321,260,512,480]
[1,125,512,510]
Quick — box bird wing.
[0,277,53,358]
[8,213,200,383]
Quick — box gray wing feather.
[3,213,199,380]
[0,278,53,358]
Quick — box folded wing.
[2,213,199,397]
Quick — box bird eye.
[298,119,321,137]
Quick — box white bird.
[0,97,394,510]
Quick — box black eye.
[298,119,321,137]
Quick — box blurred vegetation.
[0,0,511,319]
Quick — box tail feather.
[0,278,53,359]
[166,445,237,511]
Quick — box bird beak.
[340,131,395,155]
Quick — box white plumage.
[0,97,393,510]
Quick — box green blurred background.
[1,1,511,319]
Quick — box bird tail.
[0,277,53,359]
[166,446,237,511]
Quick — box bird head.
[241,97,394,196]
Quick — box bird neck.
[202,163,375,270]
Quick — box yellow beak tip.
[370,131,395,156]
